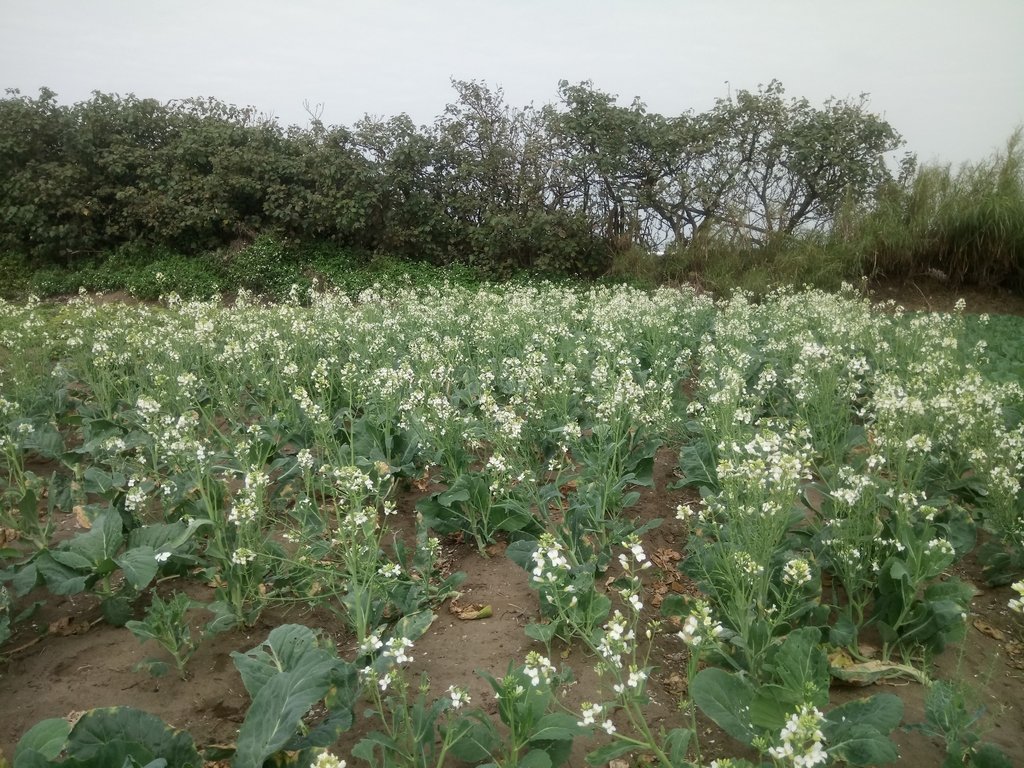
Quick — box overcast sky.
[2,1,1021,167]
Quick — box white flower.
[783,558,812,587]
[230,547,257,566]
[577,702,603,727]
[677,600,724,648]
[312,752,346,768]
[523,652,555,687]
[154,551,172,563]
[768,704,827,768]
[383,636,414,665]
[359,635,384,655]
[448,685,471,710]
[1010,581,1024,614]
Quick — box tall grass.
[610,130,1024,295]
[840,129,1024,288]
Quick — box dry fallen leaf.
[49,616,92,637]
[973,618,1007,642]
[485,541,507,557]
[74,506,92,529]
[651,548,682,570]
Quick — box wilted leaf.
[828,648,927,685]
[450,602,492,620]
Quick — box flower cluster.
[782,558,812,588]
[577,702,616,734]
[677,600,724,648]
[596,611,635,669]
[531,533,570,585]
[767,704,827,767]
[1010,581,1024,614]
[523,651,556,687]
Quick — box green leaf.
[35,552,88,595]
[828,612,857,647]
[11,562,39,597]
[585,741,636,765]
[971,742,1014,768]
[766,627,829,707]
[63,707,202,768]
[351,731,400,761]
[49,550,94,571]
[826,722,899,766]
[691,668,756,744]
[232,663,334,768]
[83,467,125,496]
[524,622,558,643]
[231,624,329,699]
[664,728,692,765]
[115,547,160,590]
[529,712,580,741]
[518,749,553,768]
[128,520,208,552]
[506,539,538,571]
[22,424,64,460]
[101,593,135,627]
[445,716,501,763]
[14,718,71,764]
[67,510,124,566]
[825,694,903,736]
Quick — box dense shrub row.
[1,83,1020,294]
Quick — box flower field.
[1,282,1022,767]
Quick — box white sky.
[2,0,1022,167]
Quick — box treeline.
[1,81,1022,292]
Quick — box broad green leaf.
[115,547,160,590]
[67,510,123,566]
[767,627,829,707]
[585,741,636,765]
[518,749,553,768]
[22,424,64,460]
[529,712,580,741]
[64,707,202,768]
[232,662,335,768]
[524,622,558,643]
[351,731,400,761]
[445,716,501,763]
[691,668,756,744]
[14,718,70,764]
[971,742,1013,768]
[826,722,899,766]
[12,562,39,597]
[128,520,208,552]
[35,553,88,595]
[83,467,126,496]
[231,624,329,699]
[825,694,903,736]
[505,539,538,571]
[48,550,94,572]
[101,593,135,627]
